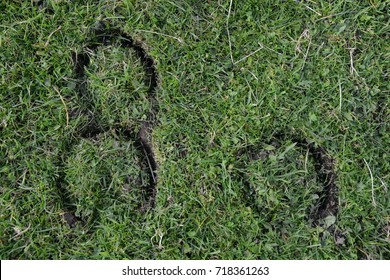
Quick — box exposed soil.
[62,212,81,228]
[306,142,338,222]
[58,24,159,227]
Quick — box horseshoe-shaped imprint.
[238,134,339,230]
[58,25,158,228]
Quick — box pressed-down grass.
[0,0,389,259]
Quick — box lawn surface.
[0,0,389,259]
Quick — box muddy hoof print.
[58,25,158,228]
[238,134,339,232]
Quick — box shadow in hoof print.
[237,133,339,236]
[57,25,158,229]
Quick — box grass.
[0,0,389,259]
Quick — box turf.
[0,0,389,259]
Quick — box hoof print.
[238,134,339,232]
[57,25,159,229]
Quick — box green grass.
[0,0,389,259]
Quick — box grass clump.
[64,132,148,224]
[85,42,151,128]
